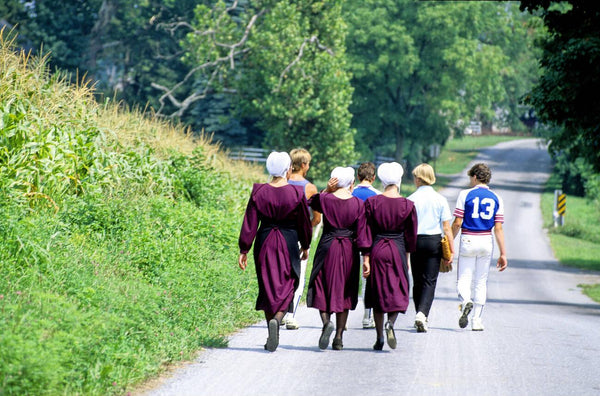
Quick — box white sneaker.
[285,317,299,330]
[472,317,484,331]
[415,312,428,333]
[362,318,375,329]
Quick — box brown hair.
[290,148,311,172]
[468,163,492,184]
[412,163,436,185]
[357,162,376,182]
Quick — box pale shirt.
[407,185,452,235]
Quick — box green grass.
[0,180,262,395]
[579,284,600,302]
[540,172,600,302]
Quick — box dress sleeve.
[308,193,323,213]
[238,185,260,254]
[404,201,418,253]
[297,194,313,250]
[355,199,372,254]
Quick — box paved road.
[140,139,600,396]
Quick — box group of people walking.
[238,149,507,352]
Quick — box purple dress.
[238,184,312,315]
[306,193,371,313]
[364,195,418,313]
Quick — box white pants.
[456,234,494,307]
[360,254,371,319]
[290,255,307,317]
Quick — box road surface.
[139,139,600,396]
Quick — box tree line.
[2,1,598,188]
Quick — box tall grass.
[0,29,265,395]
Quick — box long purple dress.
[364,195,418,313]
[239,183,312,315]
[306,193,371,313]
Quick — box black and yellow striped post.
[553,189,566,227]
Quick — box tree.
[238,1,356,178]
[520,1,600,172]
[344,1,532,166]
[172,0,355,179]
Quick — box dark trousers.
[410,234,442,317]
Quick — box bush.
[0,31,263,395]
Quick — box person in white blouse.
[407,163,454,332]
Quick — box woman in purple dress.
[306,167,371,351]
[364,162,418,351]
[238,152,312,352]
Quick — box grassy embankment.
[0,32,265,395]
[540,174,600,301]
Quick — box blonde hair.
[290,148,311,172]
[412,163,436,185]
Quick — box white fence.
[228,147,269,162]
[228,147,397,167]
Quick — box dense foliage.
[2,1,543,178]
[345,1,541,166]
[521,1,600,171]
[520,1,600,200]
[0,33,263,395]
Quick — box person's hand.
[497,254,508,272]
[445,253,454,265]
[362,255,371,277]
[326,177,339,193]
[300,249,309,261]
[238,253,248,270]
[440,258,453,273]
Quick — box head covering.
[377,162,404,189]
[331,166,355,189]
[266,151,291,178]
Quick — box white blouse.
[407,185,452,235]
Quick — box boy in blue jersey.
[451,163,507,331]
[352,162,380,328]
[353,162,380,201]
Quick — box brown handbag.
[440,235,453,273]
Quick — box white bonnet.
[377,162,404,189]
[331,166,355,189]
[266,151,291,178]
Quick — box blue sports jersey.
[352,185,379,201]
[453,186,504,235]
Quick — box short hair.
[412,163,436,185]
[357,162,376,182]
[468,163,492,184]
[290,148,311,172]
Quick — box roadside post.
[553,189,566,227]
[430,144,441,170]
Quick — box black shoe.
[332,337,343,351]
[459,302,473,329]
[385,321,397,350]
[265,319,279,352]
[373,339,384,351]
[318,321,335,350]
